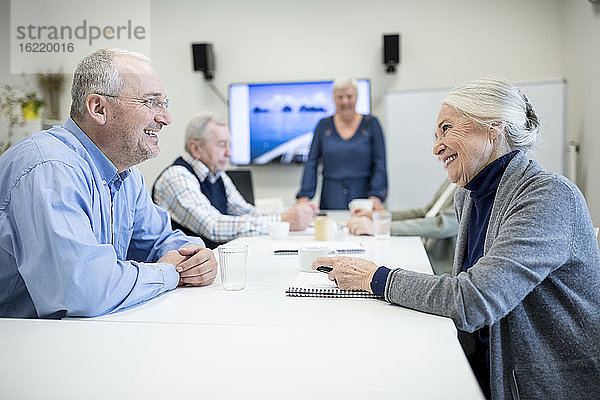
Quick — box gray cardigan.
[384,151,600,399]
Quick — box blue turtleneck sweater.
[460,150,518,398]
[370,151,518,295]
[370,151,518,398]
[462,150,518,273]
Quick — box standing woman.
[296,77,388,210]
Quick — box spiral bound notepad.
[273,241,366,255]
[285,272,381,298]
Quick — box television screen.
[228,79,371,165]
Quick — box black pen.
[316,266,333,274]
[316,265,338,285]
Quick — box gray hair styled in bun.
[442,78,540,153]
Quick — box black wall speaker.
[383,34,400,73]
[192,43,214,81]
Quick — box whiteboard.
[383,80,566,210]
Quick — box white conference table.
[93,235,440,328]
[0,230,484,399]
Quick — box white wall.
[3,0,588,211]
[142,0,564,206]
[563,0,600,226]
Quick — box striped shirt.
[153,152,279,242]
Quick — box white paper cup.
[298,246,337,272]
[268,221,290,240]
[218,244,248,290]
[348,198,374,211]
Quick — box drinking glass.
[373,211,392,240]
[218,244,248,290]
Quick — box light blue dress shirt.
[0,118,204,318]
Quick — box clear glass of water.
[218,244,248,290]
[373,211,392,240]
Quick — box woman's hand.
[347,216,375,235]
[369,196,385,211]
[350,207,373,218]
[295,197,319,213]
[311,256,379,292]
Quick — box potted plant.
[0,84,45,154]
[37,72,66,128]
[21,91,45,121]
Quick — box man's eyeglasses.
[96,93,170,112]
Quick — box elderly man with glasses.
[0,48,217,319]
[152,114,316,249]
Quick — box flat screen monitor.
[228,79,371,165]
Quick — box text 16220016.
[19,43,74,53]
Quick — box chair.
[226,169,255,205]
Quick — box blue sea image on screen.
[249,82,335,163]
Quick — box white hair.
[184,113,226,152]
[442,77,540,153]
[332,77,357,93]
[70,48,151,121]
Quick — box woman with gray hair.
[296,77,388,210]
[312,78,600,399]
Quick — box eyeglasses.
[96,93,170,112]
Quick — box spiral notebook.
[273,241,366,255]
[286,272,382,298]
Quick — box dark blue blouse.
[296,115,388,210]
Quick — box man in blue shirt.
[0,49,217,319]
